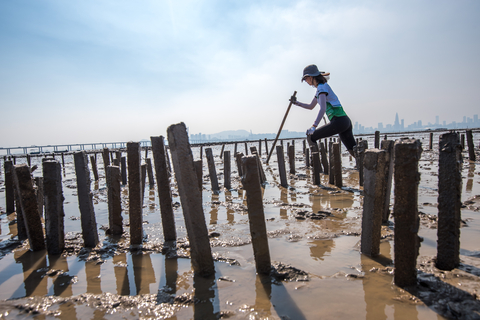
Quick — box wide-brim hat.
[301,64,330,81]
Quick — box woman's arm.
[312,93,327,127]
[294,97,317,110]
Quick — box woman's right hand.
[289,95,297,105]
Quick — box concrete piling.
[242,155,271,274]
[205,148,220,192]
[312,152,321,185]
[305,148,310,167]
[4,160,15,214]
[328,141,335,185]
[374,131,380,149]
[43,160,65,255]
[276,146,288,188]
[74,151,99,248]
[151,136,177,242]
[167,122,214,276]
[121,156,127,185]
[127,142,143,245]
[333,142,342,188]
[319,142,328,174]
[429,132,433,150]
[146,158,155,189]
[12,164,45,251]
[361,149,388,257]
[194,160,203,192]
[90,155,99,181]
[220,144,225,159]
[245,142,248,155]
[34,177,44,218]
[461,134,465,150]
[102,148,110,171]
[380,140,394,223]
[436,132,462,270]
[393,139,422,287]
[224,151,231,190]
[357,140,369,187]
[141,164,147,203]
[250,147,266,184]
[107,165,123,236]
[466,130,476,161]
[264,138,268,156]
[288,145,295,175]
[235,152,244,178]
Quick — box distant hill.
[203,130,251,140]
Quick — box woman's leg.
[310,116,351,143]
[338,120,356,151]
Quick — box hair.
[313,74,327,85]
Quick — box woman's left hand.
[306,126,316,135]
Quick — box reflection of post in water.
[254,274,272,316]
[309,239,334,261]
[48,254,73,297]
[13,249,48,298]
[113,252,130,295]
[361,242,418,320]
[85,259,102,295]
[225,191,235,224]
[210,195,219,225]
[132,252,156,295]
[193,274,216,320]
[280,189,288,219]
[164,255,178,295]
[466,162,475,192]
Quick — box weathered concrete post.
[288,145,295,175]
[205,148,220,192]
[258,139,262,156]
[194,160,203,192]
[34,177,44,218]
[107,165,123,235]
[27,154,31,167]
[244,142,249,155]
[305,148,310,167]
[381,140,394,223]
[461,134,465,150]
[219,144,225,159]
[90,155,99,181]
[167,123,214,276]
[102,148,110,172]
[146,158,155,189]
[361,149,387,257]
[141,164,147,204]
[319,142,329,174]
[333,142,342,188]
[242,155,271,274]
[121,156,127,185]
[264,138,269,157]
[4,160,15,214]
[312,152,321,185]
[429,132,433,150]
[74,151,99,248]
[43,160,65,254]
[151,136,176,242]
[12,164,45,251]
[224,151,231,190]
[466,130,476,161]
[328,141,335,185]
[357,140,369,187]
[374,131,380,149]
[393,139,422,287]
[127,142,143,245]
[250,147,266,184]
[235,152,244,178]
[276,146,288,188]
[436,132,462,270]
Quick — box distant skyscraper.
[378,122,383,130]
[394,113,400,131]
[435,115,439,125]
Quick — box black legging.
[310,115,356,151]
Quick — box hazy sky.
[1,0,479,147]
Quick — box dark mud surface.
[0,131,479,319]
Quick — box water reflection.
[193,274,216,320]
[466,162,475,192]
[308,239,334,261]
[13,249,48,298]
[280,189,288,219]
[132,252,156,295]
[113,252,130,295]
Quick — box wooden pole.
[266,91,297,164]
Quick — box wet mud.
[0,131,479,319]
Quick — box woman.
[291,64,356,157]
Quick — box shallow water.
[0,132,479,319]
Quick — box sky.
[1,0,479,147]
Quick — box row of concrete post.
[360,132,464,287]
